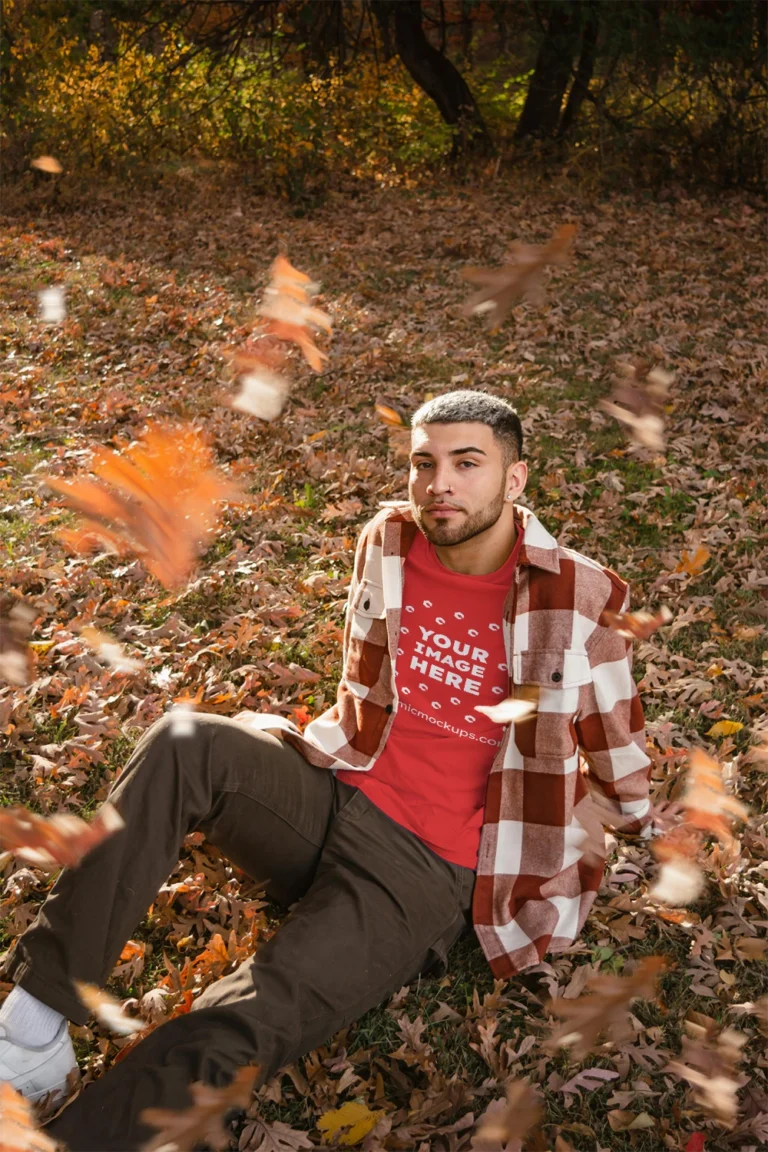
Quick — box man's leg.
[2,713,345,1023]
[46,787,475,1152]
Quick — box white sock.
[0,985,65,1047]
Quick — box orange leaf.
[0,1082,59,1151]
[45,423,240,588]
[0,802,125,871]
[675,547,711,577]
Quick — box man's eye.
[459,461,477,468]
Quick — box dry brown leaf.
[545,956,667,1059]
[599,359,673,451]
[0,1082,60,1152]
[0,802,125,871]
[471,1079,542,1150]
[139,1064,259,1151]
[461,223,577,327]
[666,1015,748,1127]
[45,423,240,589]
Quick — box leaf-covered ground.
[1,177,767,1152]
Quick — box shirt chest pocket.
[347,580,389,687]
[511,648,591,759]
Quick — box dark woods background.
[3,0,766,200]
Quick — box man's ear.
[506,459,528,500]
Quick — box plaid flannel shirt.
[275,502,652,978]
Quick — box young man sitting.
[0,390,652,1150]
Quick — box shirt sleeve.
[574,586,653,837]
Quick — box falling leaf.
[461,223,577,327]
[471,1080,542,1150]
[706,720,744,738]
[0,597,37,685]
[45,423,240,589]
[0,802,125,870]
[79,625,144,673]
[648,858,706,906]
[38,286,65,324]
[257,254,331,371]
[600,605,672,640]
[316,1101,386,1147]
[375,402,411,460]
[31,155,62,174]
[681,748,749,847]
[474,696,537,725]
[231,367,290,421]
[666,1017,747,1127]
[0,1082,60,1152]
[545,956,667,1059]
[139,1065,259,1151]
[168,701,197,738]
[599,359,673,452]
[260,319,328,372]
[73,982,145,1035]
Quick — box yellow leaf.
[317,1101,386,1146]
[706,720,744,737]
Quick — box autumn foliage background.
[1,2,767,1150]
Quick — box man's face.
[409,422,511,547]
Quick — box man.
[0,390,652,1150]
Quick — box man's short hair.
[410,389,523,466]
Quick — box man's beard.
[412,483,506,547]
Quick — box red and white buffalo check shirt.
[268,502,653,978]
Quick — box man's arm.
[574,587,653,837]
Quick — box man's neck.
[433,519,518,576]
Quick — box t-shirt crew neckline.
[421,526,522,584]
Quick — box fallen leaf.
[317,1100,386,1147]
[706,720,744,738]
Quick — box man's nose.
[426,469,452,493]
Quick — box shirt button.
[551,671,562,683]
[363,598,370,610]
[385,704,393,714]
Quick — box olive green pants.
[2,714,474,1151]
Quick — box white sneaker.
[0,1018,78,1103]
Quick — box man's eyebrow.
[410,446,488,459]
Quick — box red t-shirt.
[337,527,522,869]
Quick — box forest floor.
[0,175,767,1152]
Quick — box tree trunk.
[371,1,395,61]
[300,0,347,76]
[558,3,599,138]
[516,1,580,139]
[375,0,491,154]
